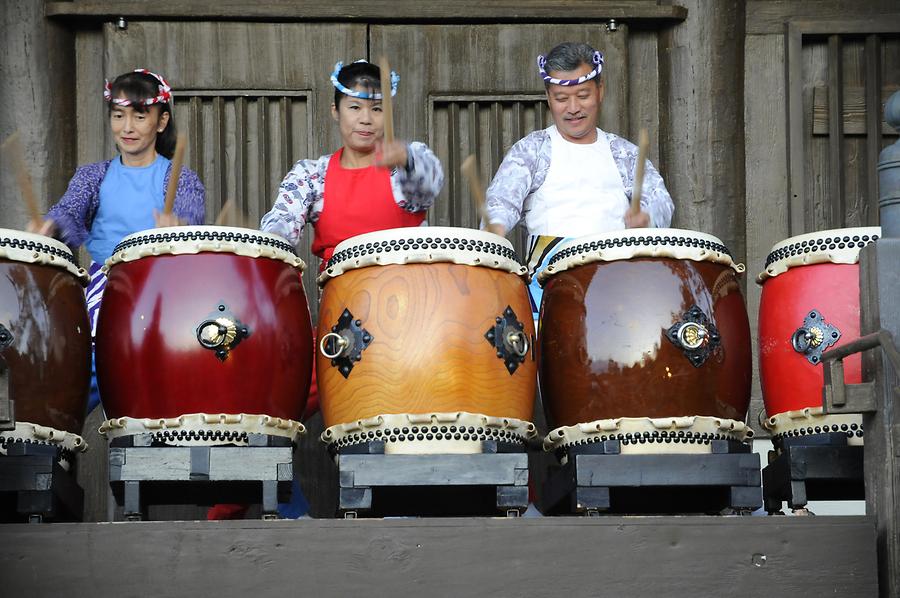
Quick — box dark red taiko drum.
[0,229,91,452]
[757,227,879,445]
[538,229,753,453]
[96,226,313,433]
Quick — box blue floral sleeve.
[391,141,444,212]
[608,133,674,228]
[260,155,329,246]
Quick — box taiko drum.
[316,227,537,453]
[538,229,753,452]
[96,226,313,424]
[0,229,91,441]
[757,227,879,444]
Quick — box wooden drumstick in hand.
[1,132,43,228]
[631,128,650,215]
[163,134,187,215]
[378,55,395,145]
[214,198,236,227]
[461,154,488,224]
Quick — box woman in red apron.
[205,60,444,520]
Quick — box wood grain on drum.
[539,258,752,429]
[318,263,536,427]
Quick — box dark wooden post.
[861,90,900,598]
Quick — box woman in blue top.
[32,69,206,411]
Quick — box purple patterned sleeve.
[484,130,551,232]
[46,161,110,248]
[260,155,329,246]
[391,142,444,212]
[169,166,206,225]
[608,133,674,228]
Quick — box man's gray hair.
[544,42,600,80]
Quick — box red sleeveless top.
[311,149,425,269]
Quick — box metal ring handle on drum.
[505,330,529,358]
[197,318,235,349]
[320,332,350,359]
[791,327,818,354]
[676,322,709,350]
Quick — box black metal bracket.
[195,302,250,362]
[665,304,721,368]
[792,310,841,365]
[484,305,529,375]
[322,308,372,379]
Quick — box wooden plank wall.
[744,1,900,436]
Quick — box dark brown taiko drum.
[317,227,537,454]
[538,229,753,453]
[0,229,91,456]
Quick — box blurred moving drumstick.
[461,154,489,225]
[378,55,395,145]
[214,198,236,227]
[1,132,43,228]
[631,128,650,215]
[163,134,187,214]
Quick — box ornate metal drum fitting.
[666,305,721,368]
[195,303,250,362]
[791,310,840,365]
[320,308,373,379]
[484,305,531,375]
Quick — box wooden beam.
[827,34,845,229]
[864,35,882,226]
[811,86,899,136]
[747,1,900,35]
[784,22,805,234]
[45,1,688,24]
[1,517,878,597]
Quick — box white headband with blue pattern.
[537,50,604,86]
[330,60,399,99]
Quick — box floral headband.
[330,60,399,100]
[537,50,604,86]
[104,69,173,106]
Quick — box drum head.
[757,226,880,283]
[537,228,743,286]
[0,227,87,283]
[318,226,526,285]
[105,225,306,272]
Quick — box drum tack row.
[0,224,879,516]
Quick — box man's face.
[545,62,604,144]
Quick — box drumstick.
[214,198,236,227]
[378,55,395,145]
[631,128,650,215]
[1,132,42,226]
[461,154,488,222]
[163,134,187,214]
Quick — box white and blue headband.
[537,50,604,86]
[330,60,399,100]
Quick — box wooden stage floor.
[0,516,878,597]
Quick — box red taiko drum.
[538,229,753,454]
[96,226,312,443]
[757,227,880,445]
[316,227,537,454]
[0,229,91,458]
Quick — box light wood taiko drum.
[317,227,537,454]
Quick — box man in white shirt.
[483,41,674,312]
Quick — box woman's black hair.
[107,71,177,159]
[334,61,382,107]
